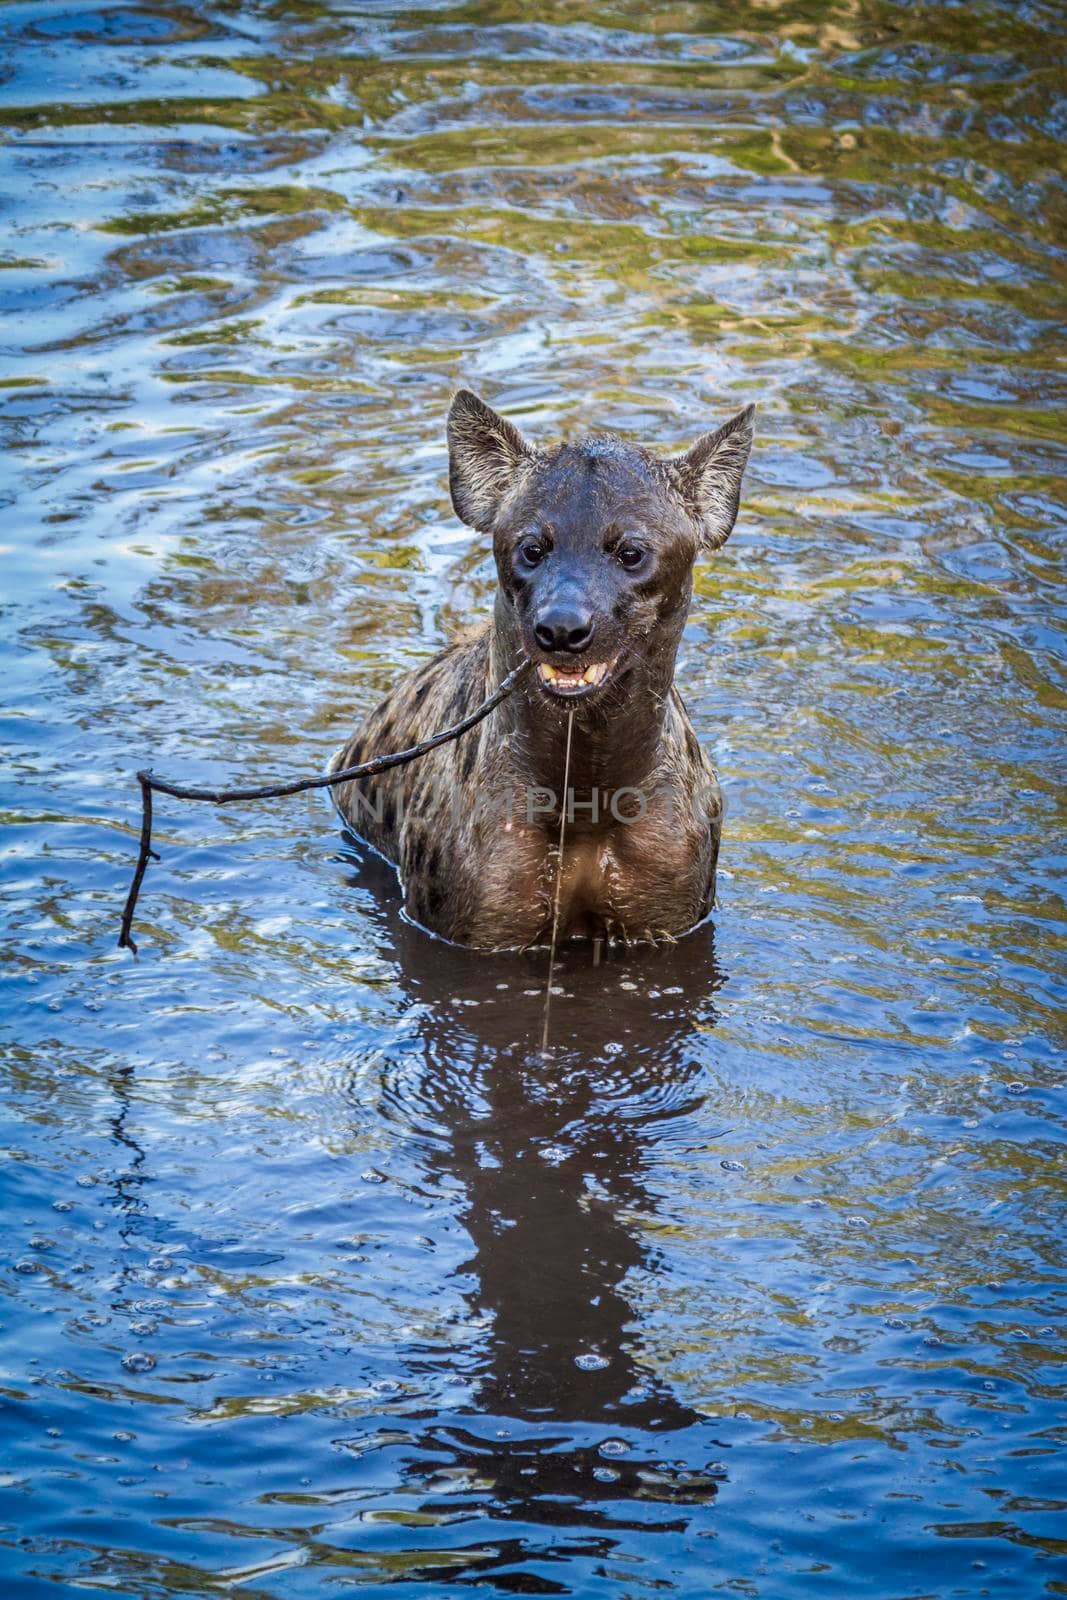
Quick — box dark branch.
[117,658,531,954]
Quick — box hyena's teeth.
[538,660,613,691]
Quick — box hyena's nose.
[533,604,595,656]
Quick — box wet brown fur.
[332,393,754,951]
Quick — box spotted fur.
[332,392,753,950]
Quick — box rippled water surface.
[3,1,1067,1594]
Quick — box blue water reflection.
[2,1,1065,1594]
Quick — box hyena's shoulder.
[347,624,491,756]
[665,686,721,819]
[330,624,491,853]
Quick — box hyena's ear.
[668,404,755,550]
[447,389,534,530]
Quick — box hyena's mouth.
[536,657,617,698]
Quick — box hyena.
[331,390,754,950]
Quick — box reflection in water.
[1,0,1065,1592]
[344,849,723,1551]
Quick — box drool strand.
[540,706,575,1057]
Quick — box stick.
[117,658,531,954]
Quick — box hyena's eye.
[616,543,647,571]
[518,539,547,567]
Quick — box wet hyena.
[331,390,754,950]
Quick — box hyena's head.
[446,389,754,708]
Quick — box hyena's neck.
[487,627,676,802]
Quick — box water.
[2,1,1065,1594]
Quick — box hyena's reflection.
[339,843,730,1530]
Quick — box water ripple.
[1,1,1065,1595]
